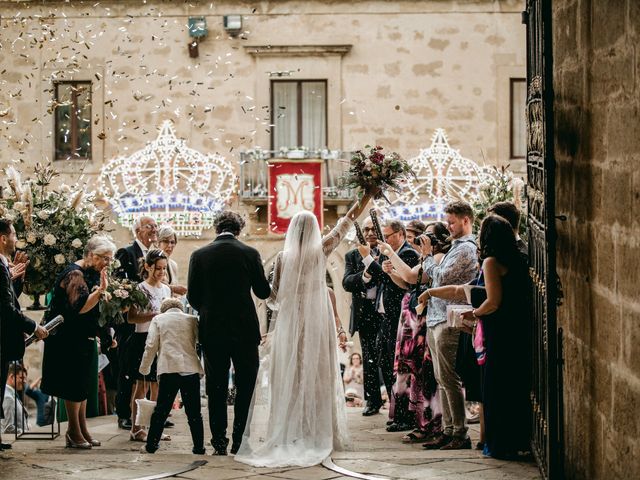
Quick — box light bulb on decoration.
[99,120,236,237]
[373,128,497,222]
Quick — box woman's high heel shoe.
[65,433,92,449]
[86,438,101,447]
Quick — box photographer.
[405,220,426,252]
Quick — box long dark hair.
[426,221,451,255]
[478,215,520,267]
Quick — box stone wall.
[0,0,525,340]
[553,0,640,478]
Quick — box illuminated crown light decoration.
[99,120,236,237]
[373,128,498,222]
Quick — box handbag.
[134,378,156,427]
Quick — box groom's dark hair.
[214,211,245,236]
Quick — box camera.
[415,233,438,246]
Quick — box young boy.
[139,298,204,454]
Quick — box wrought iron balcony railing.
[238,149,355,201]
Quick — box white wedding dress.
[235,211,352,467]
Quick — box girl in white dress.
[127,249,172,442]
[236,194,371,467]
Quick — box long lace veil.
[237,211,349,467]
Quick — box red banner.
[268,159,323,234]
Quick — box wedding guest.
[157,226,187,296]
[114,216,158,430]
[343,352,364,402]
[41,235,114,449]
[460,215,530,459]
[1,363,30,434]
[381,201,478,449]
[0,218,47,450]
[405,220,426,251]
[140,298,204,454]
[24,372,54,427]
[361,219,419,432]
[394,222,449,443]
[126,249,172,442]
[342,217,383,416]
[487,202,527,255]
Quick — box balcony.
[238,149,355,206]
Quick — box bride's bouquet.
[342,145,414,201]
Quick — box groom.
[187,211,271,455]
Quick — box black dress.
[480,256,531,458]
[41,264,102,402]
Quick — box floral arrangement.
[341,145,414,200]
[472,165,527,236]
[98,267,150,327]
[0,163,107,295]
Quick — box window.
[54,81,92,160]
[510,78,527,159]
[271,80,327,151]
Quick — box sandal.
[160,433,171,441]
[402,430,428,443]
[130,428,147,442]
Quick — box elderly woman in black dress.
[41,235,114,449]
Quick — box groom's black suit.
[342,248,383,409]
[187,234,270,451]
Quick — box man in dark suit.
[362,220,419,431]
[0,218,47,449]
[187,211,270,455]
[342,217,383,416]
[113,215,158,430]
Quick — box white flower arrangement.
[0,162,108,295]
[43,234,57,246]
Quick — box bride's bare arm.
[322,193,372,254]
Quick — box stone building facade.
[553,0,640,478]
[0,1,525,331]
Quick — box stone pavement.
[0,404,540,480]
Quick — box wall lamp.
[223,14,243,37]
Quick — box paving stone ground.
[0,403,540,480]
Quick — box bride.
[235,192,372,467]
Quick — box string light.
[99,121,236,237]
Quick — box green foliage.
[0,163,107,294]
[472,165,527,236]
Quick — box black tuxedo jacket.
[0,261,36,362]
[367,241,420,323]
[342,248,382,336]
[115,242,144,282]
[187,235,271,347]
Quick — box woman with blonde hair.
[41,235,115,449]
[157,226,187,296]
